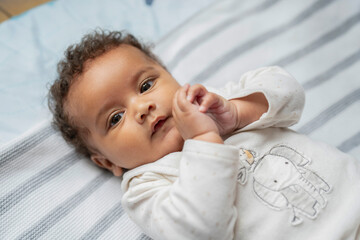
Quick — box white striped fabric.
[0,123,148,239]
[154,0,360,158]
[1,0,359,239]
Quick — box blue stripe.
[16,172,113,240]
[0,124,54,168]
[137,233,153,240]
[167,0,281,70]
[79,201,124,239]
[273,11,360,67]
[0,152,79,217]
[302,48,360,90]
[190,0,336,83]
[298,88,360,134]
[338,131,360,153]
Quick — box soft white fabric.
[206,66,305,132]
[123,130,360,240]
[118,67,359,240]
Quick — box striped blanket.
[1,0,359,239]
[155,0,360,155]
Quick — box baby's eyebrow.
[94,66,155,128]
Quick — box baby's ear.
[90,154,123,177]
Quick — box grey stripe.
[167,0,281,70]
[16,172,112,240]
[337,131,360,153]
[0,151,79,217]
[0,124,54,168]
[303,48,360,90]
[137,233,153,240]
[298,88,360,134]
[79,201,124,239]
[273,11,360,67]
[155,0,220,45]
[190,0,335,84]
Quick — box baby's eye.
[140,79,154,93]
[110,112,124,127]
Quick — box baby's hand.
[186,84,239,136]
[172,84,223,143]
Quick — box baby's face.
[65,45,183,173]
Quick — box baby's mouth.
[154,119,166,132]
[152,117,168,136]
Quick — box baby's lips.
[151,116,167,134]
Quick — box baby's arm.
[208,66,305,132]
[182,66,304,138]
[122,140,239,240]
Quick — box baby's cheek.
[162,124,184,152]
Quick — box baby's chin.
[132,135,184,169]
[162,128,184,151]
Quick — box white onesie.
[121,67,360,240]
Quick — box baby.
[49,30,360,240]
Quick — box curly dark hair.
[48,29,164,157]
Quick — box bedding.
[1,0,359,239]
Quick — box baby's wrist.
[230,93,268,130]
[229,100,242,131]
[192,131,223,144]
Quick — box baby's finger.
[175,84,191,111]
[198,92,221,113]
[181,84,190,99]
[186,84,207,103]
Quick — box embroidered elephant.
[239,145,331,225]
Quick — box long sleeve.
[207,66,305,132]
[121,140,239,240]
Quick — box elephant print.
[238,145,331,226]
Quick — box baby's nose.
[135,102,155,123]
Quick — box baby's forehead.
[83,44,156,74]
